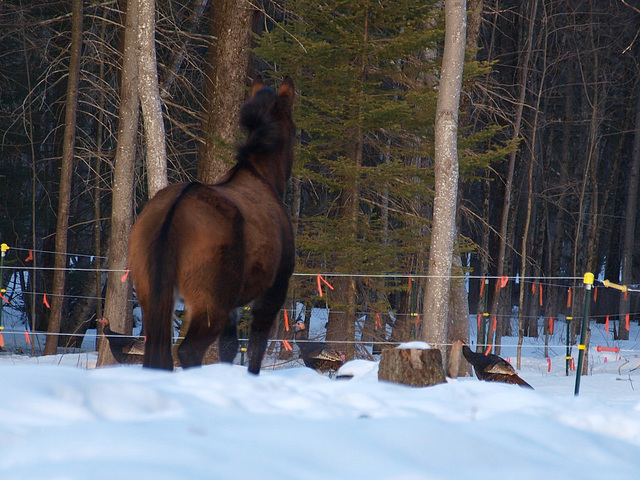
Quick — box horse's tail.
[143,182,199,369]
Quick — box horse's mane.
[236,87,282,165]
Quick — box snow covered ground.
[1,322,640,479]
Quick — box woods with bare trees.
[0,1,639,369]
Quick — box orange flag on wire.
[316,274,334,297]
[539,283,543,306]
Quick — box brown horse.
[128,76,296,374]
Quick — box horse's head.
[238,76,296,198]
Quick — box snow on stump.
[378,342,446,387]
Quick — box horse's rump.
[129,183,202,368]
[131,184,245,286]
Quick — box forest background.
[1,0,639,369]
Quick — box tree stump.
[378,347,446,387]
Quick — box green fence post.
[0,243,9,329]
[574,272,594,396]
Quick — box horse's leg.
[219,308,240,363]
[177,307,226,368]
[247,276,291,375]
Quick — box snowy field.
[1,320,640,480]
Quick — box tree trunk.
[94,5,108,351]
[544,61,575,340]
[448,254,471,377]
[466,0,483,53]
[476,175,490,351]
[421,0,466,364]
[325,276,357,361]
[137,0,167,198]
[325,133,363,362]
[197,0,256,183]
[390,278,420,344]
[619,84,640,340]
[573,2,603,289]
[44,0,83,355]
[518,11,547,368]
[98,0,139,366]
[489,0,538,356]
[160,0,210,94]
[325,11,371,361]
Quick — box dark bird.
[97,317,145,365]
[294,321,344,375]
[457,340,534,389]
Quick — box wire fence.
[2,243,640,359]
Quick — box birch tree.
[421,0,466,362]
[137,0,167,197]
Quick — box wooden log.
[378,347,446,387]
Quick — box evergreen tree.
[256,1,511,352]
[257,1,442,274]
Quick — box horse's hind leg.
[247,277,290,375]
[177,307,227,368]
[219,308,240,363]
